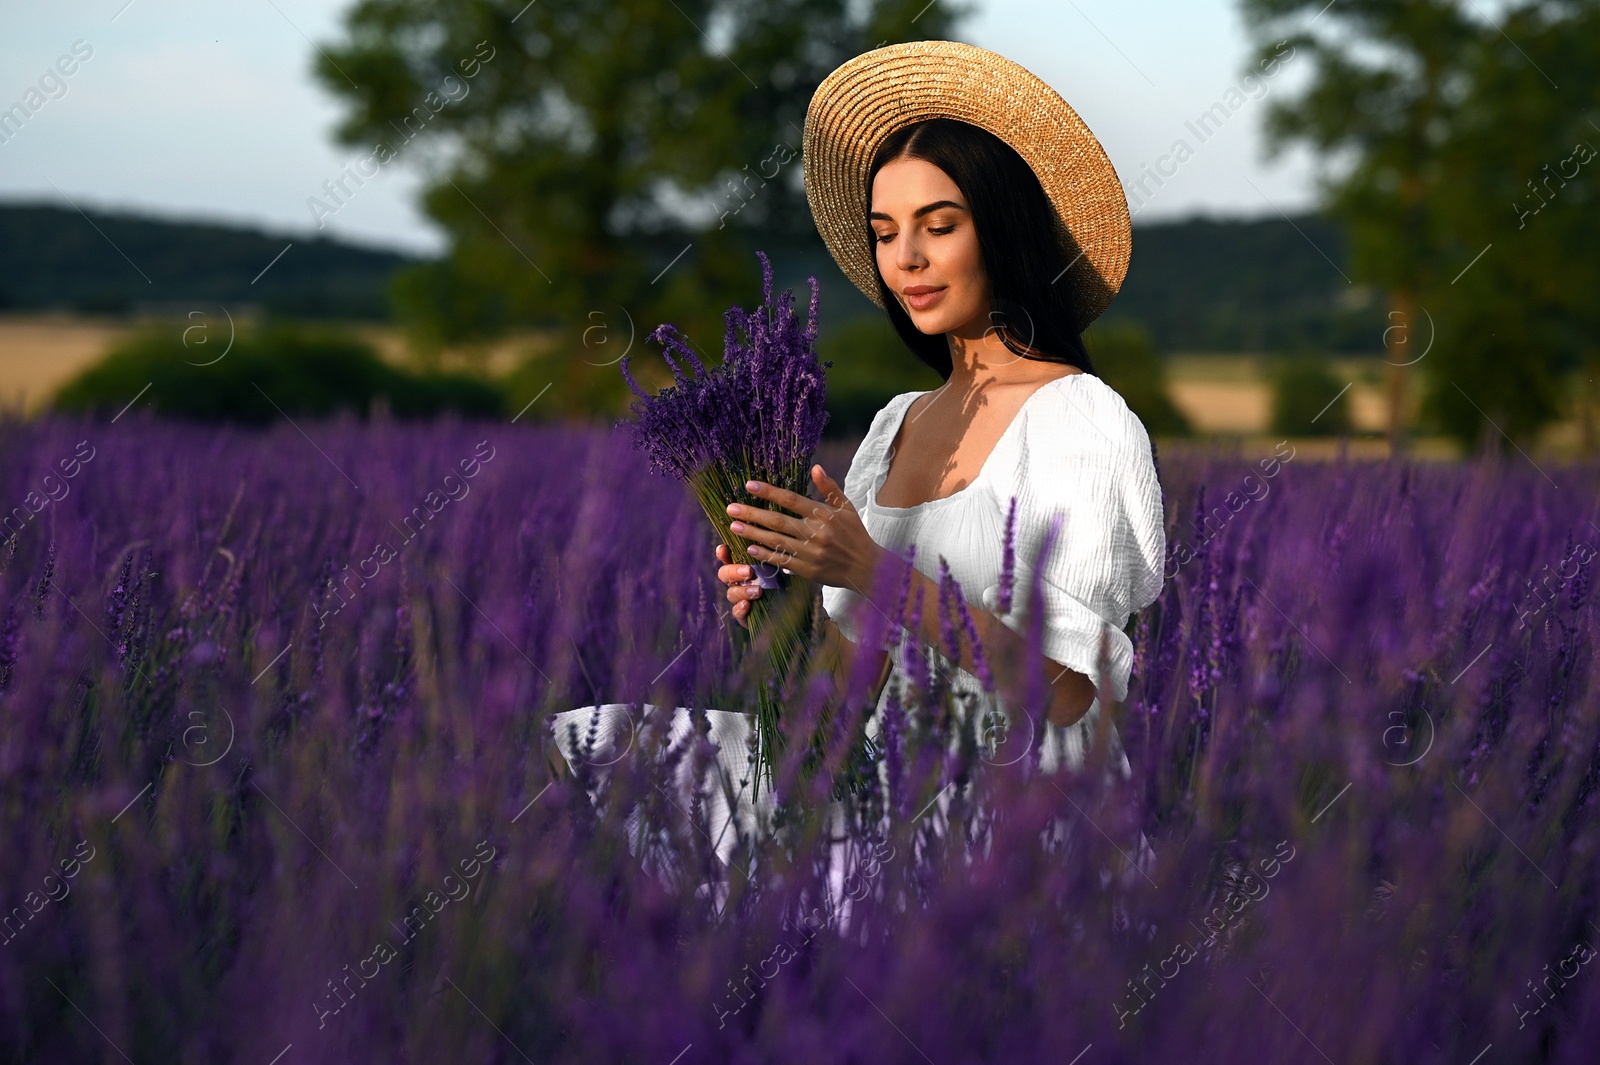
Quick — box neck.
[944,323,1056,389]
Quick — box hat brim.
[803,40,1131,335]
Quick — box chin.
[906,304,981,336]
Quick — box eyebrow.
[868,200,969,222]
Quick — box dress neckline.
[870,374,1082,514]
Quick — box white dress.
[551,372,1167,900]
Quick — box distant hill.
[0,203,419,320]
[1102,212,1387,354]
[0,201,1387,351]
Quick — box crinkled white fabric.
[822,372,1166,779]
[548,702,1157,930]
[548,705,768,872]
[549,374,1166,915]
[548,703,862,919]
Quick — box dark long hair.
[866,118,1096,380]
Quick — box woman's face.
[869,156,990,337]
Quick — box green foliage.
[1242,0,1600,452]
[1416,0,1600,451]
[1417,292,1566,448]
[51,321,503,423]
[1240,0,1477,295]
[502,337,641,425]
[1268,353,1351,437]
[1085,321,1191,437]
[316,0,967,357]
[819,314,943,438]
[389,260,514,355]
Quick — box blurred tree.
[315,0,964,381]
[819,313,944,439]
[501,328,641,425]
[1085,320,1192,438]
[1268,352,1351,437]
[1239,0,1478,453]
[1418,0,1600,453]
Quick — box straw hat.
[803,40,1131,334]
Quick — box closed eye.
[876,222,947,243]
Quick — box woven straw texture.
[803,40,1131,334]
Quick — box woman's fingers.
[717,541,758,629]
[724,580,762,604]
[812,464,854,511]
[716,542,753,586]
[718,563,755,585]
[731,586,754,627]
[727,502,812,544]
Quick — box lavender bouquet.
[618,252,830,800]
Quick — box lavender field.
[2,411,1597,1064]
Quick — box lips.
[902,285,946,311]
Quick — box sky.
[0,0,1321,256]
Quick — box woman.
[554,41,1164,888]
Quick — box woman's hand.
[725,465,887,595]
[715,543,762,629]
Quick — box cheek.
[942,230,988,310]
[874,240,895,278]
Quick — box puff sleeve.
[978,378,1166,704]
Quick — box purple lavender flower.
[998,494,1019,615]
[0,393,1594,1065]
[936,558,964,668]
[903,578,930,697]
[0,602,18,693]
[618,251,829,491]
[105,551,133,635]
[615,251,832,798]
[952,587,995,694]
[31,539,56,619]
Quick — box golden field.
[2,313,1589,462]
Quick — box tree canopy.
[1242,0,1600,453]
[316,0,964,361]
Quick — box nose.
[894,229,927,273]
